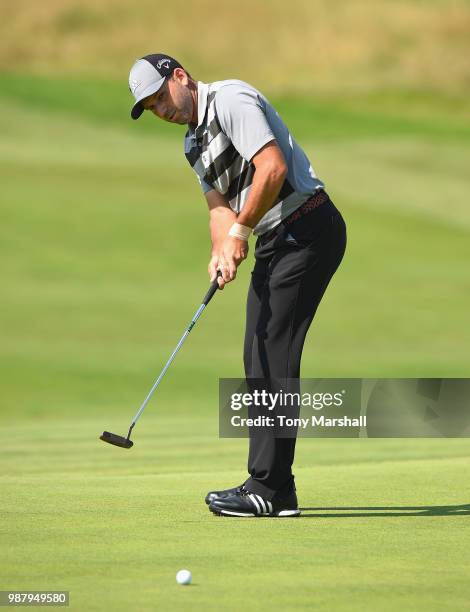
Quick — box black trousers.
[243,192,347,500]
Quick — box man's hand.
[208,253,221,284]
[209,237,249,288]
[221,236,249,282]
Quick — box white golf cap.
[129,53,183,120]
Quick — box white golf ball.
[176,569,192,585]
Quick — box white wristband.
[228,223,252,241]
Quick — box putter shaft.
[130,273,221,429]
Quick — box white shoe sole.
[275,509,301,517]
[211,507,301,518]
[216,509,256,517]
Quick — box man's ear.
[173,67,191,86]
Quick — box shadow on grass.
[298,504,470,517]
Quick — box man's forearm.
[209,206,237,252]
[236,165,287,229]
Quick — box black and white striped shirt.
[184,80,324,236]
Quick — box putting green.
[1,75,469,610]
[1,417,470,611]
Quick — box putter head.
[100,431,133,449]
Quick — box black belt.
[260,190,330,243]
[283,190,330,226]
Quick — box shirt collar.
[189,81,209,138]
[196,81,209,127]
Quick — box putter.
[100,272,222,449]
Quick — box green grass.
[2,0,470,96]
[1,417,470,611]
[1,74,469,610]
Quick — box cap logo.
[130,79,141,94]
[156,58,171,70]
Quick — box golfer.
[129,53,346,517]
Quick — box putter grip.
[202,271,222,305]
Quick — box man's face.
[142,71,194,125]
